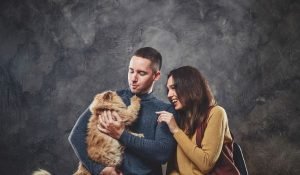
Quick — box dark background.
[0,0,299,174]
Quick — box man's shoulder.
[116,89,132,99]
[151,97,178,117]
[115,89,132,105]
[116,89,129,95]
[150,96,174,111]
[151,97,169,105]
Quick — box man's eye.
[139,72,146,76]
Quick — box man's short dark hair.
[134,47,162,72]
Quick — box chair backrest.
[233,142,248,175]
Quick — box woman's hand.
[156,111,180,134]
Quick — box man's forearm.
[119,124,176,164]
[68,107,105,175]
[119,106,178,163]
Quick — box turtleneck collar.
[128,89,155,101]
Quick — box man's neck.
[135,90,152,96]
[132,84,154,95]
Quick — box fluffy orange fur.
[74,91,141,175]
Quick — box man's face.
[128,56,160,94]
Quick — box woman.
[157,66,237,175]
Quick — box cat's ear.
[103,91,113,101]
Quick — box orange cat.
[74,91,141,175]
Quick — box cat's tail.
[32,169,52,175]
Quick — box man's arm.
[68,107,104,175]
[119,106,177,164]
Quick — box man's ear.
[154,71,161,81]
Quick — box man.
[69,47,177,175]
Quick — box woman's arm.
[173,106,227,173]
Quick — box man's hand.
[97,110,125,139]
[100,167,123,175]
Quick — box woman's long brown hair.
[167,66,216,137]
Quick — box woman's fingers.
[155,111,171,115]
[157,115,171,123]
[156,111,174,118]
[157,114,179,134]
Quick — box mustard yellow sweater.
[168,106,233,175]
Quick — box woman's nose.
[168,90,173,98]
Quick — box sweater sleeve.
[68,107,105,175]
[119,106,177,164]
[173,106,227,174]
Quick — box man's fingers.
[98,114,110,129]
[99,120,107,128]
[97,124,108,134]
[103,111,108,123]
[112,111,122,121]
[107,110,115,123]
[105,110,112,123]
[98,114,104,123]
[100,111,107,123]
[98,115,103,123]
[102,114,110,125]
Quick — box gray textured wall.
[0,0,299,174]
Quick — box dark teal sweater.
[69,89,177,175]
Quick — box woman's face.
[167,76,184,110]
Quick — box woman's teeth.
[172,99,178,104]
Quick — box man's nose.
[131,73,138,81]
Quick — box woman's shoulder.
[211,105,226,113]
[208,105,227,121]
